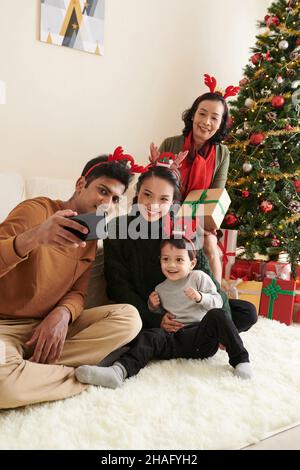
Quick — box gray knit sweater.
[153,270,223,324]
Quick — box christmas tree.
[223,0,300,274]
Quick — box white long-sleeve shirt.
[154,270,223,324]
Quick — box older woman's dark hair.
[182,92,229,144]
[132,166,182,205]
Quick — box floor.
[243,424,300,450]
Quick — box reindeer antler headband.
[84,146,186,180]
[204,74,240,99]
[83,146,148,178]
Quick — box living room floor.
[244,424,300,450]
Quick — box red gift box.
[293,293,300,323]
[250,260,266,281]
[230,259,266,281]
[230,259,253,280]
[259,278,296,325]
[296,265,300,289]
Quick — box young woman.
[151,74,239,284]
[102,164,256,334]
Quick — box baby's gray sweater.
[154,270,223,324]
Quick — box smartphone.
[64,211,107,241]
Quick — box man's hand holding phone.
[14,210,106,258]
[64,212,107,241]
[36,210,89,248]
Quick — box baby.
[75,237,252,388]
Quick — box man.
[0,155,142,409]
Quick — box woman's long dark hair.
[182,92,229,144]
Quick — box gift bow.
[182,190,225,218]
[262,278,295,319]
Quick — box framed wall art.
[40,0,105,55]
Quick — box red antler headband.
[83,146,148,178]
[84,147,185,180]
[204,74,240,99]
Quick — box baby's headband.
[203,74,240,100]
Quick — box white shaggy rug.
[1,317,300,450]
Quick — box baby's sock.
[234,362,253,380]
[75,362,127,389]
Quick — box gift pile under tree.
[222,0,300,276]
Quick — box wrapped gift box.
[293,294,300,323]
[237,281,262,311]
[177,188,231,231]
[218,229,237,279]
[230,259,266,281]
[222,279,262,311]
[250,260,266,281]
[230,259,253,280]
[265,261,291,280]
[259,278,296,326]
[296,265,300,289]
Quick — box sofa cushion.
[0,173,25,222]
[25,177,76,201]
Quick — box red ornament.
[271,95,285,108]
[260,200,273,213]
[264,15,280,27]
[294,180,300,193]
[224,213,238,227]
[285,123,293,131]
[242,190,250,198]
[250,133,265,145]
[227,116,233,128]
[297,38,300,46]
[251,53,263,65]
[271,236,280,247]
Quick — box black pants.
[229,299,257,333]
[120,308,249,378]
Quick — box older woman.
[154,75,238,284]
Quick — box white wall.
[0,0,270,179]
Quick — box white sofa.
[0,172,137,309]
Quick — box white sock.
[234,362,253,380]
[75,362,127,389]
